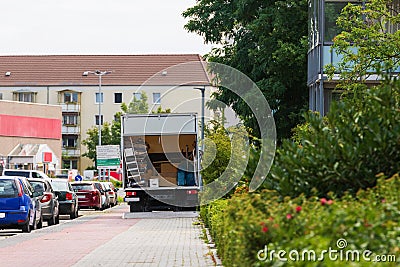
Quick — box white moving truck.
[122,113,201,212]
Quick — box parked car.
[49,179,78,219]
[71,182,102,210]
[0,176,42,232]
[93,182,110,210]
[28,178,59,225]
[102,182,117,207]
[55,174,68,179]
[3,169,50,179]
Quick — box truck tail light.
[186,190,198,195]
[126,191,136,197]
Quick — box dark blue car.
[0,176,42,233]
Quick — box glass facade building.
[308,0,400,115]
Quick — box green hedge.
[201,175,400,266]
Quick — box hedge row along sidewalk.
[201,174,400,267]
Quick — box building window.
[14,92,35,103]
[63,136,78,148]
[114,93,122,103]
[64,92,78,103]
[63,114,78,125]
[308,0,320,48]
[95,92,104,104]
[63,159,78,170]
[387,0,400,33]
[95,115,104,125]
[324,1,359,42]
[133,92,142,100]
[153,93,161,104]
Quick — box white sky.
[0,0,213,55]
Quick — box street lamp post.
[194,86,206,189]
[194,86,206,151]
[83,70,112,179]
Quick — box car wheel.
[70,211,76,219]
[70,206,78,219]
[37,214,43,229]
[21,211,31,233]
[32,213,39,230]
[48,213,56,226]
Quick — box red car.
[71,182,101,210]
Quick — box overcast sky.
[0,0,213,55]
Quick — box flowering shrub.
[201,174,400,266]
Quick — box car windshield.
[72,184,94,191]
[50,181,69,191]
[3,170,29,178]
[29,181,45,194]
[0,179,18,198]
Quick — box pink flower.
[327,200,333,205]
[381,198,386,203]
[286,213,293,220]
[295,206,302,213]
[262,226,268,233]
[320,198,328,205]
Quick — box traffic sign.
[96,145,121,169]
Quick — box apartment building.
[307,0,400,115]
[0,55,212,172]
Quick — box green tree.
[183,0,309,141]
[121,92,149,114]
[326,0,400,88]
[267,0,400,197]
[152,106,171,114]
[82,92,151,164]
[82,92,163,164]
[201,121,251,200]
[82,122,116,162]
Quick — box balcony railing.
[323,45,400,73]
[308,44,400,85]
[62,148,81,157]
[62,126,80,134]
[61,103,80,112]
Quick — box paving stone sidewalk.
[73,208,215,267]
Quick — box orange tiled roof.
[0,54,210,86]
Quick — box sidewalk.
[0,204,215,267]
[73,205,215,267]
